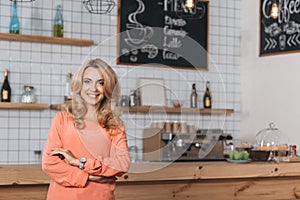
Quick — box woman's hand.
[48,148,80,167]
[88,175,117,183]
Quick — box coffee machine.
[143,127,232,161]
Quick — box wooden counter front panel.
[0,185,48,200]
[2,178,300,200]
[115,178,300,200]
[3,163,300,200]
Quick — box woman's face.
[80,67,105,106]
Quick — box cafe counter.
[1,161,300,200]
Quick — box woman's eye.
[97,80,104,86]
[84,79,91,84]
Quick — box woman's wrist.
[71,158,80,167]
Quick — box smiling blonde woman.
[42,58,130,200]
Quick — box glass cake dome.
[255,122,288,162]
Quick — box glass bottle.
[53,5,64,37]
[135,88,141,106]
[203,81,212,108]
[129,90,136,107]
[9,0,20,34]
[64,73,72,102]
[1,69,11,102]
[190,83,198,108]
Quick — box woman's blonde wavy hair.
[62,58,123,133]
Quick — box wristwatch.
[79,157,87,170]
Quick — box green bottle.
[53,5,64,37]
[9,0,20,34]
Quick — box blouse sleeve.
[83,128,130,177]
[42,112,89,188]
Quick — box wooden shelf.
[117,106,234,115]
[0,33,94,46]
[49,104,62,110]
[50,104,234,115]
[0,102,49,110]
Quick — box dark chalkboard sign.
[260,0,300,56]
[117,0,209,69]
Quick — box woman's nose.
[91,83,97,91]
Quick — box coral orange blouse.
[42,111,130,200]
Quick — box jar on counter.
[21,85,36,103]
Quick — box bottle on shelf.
[53,4,64,37]
[9,0,20,34]
[129,89,137,107]
[135,88,141,106]
[64,72,72,102]
[190,83,198,108]
[1,69,12,102]
[203,81,212,108]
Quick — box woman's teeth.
[88,94,98,98]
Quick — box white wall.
[0,0,242,164]
[241,0,300,146]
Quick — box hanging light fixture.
[185,0,195,9]
[9,0,35,2]
[176,0,205,20]
[270,0,279,19]
[83,0,115,14]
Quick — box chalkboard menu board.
[260,0,300,56]
[117,0,209,69]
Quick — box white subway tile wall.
[0,0,241,164]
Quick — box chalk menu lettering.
[260,0,300,56]
[117,0,209,69]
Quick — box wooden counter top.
[1,161,300,185]
[121,161,300,181]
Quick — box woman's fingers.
[48,148,69,157]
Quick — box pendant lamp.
[83,0,115,14]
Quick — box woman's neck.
[84,105,97,122]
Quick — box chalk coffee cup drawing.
[125,23,153,46]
